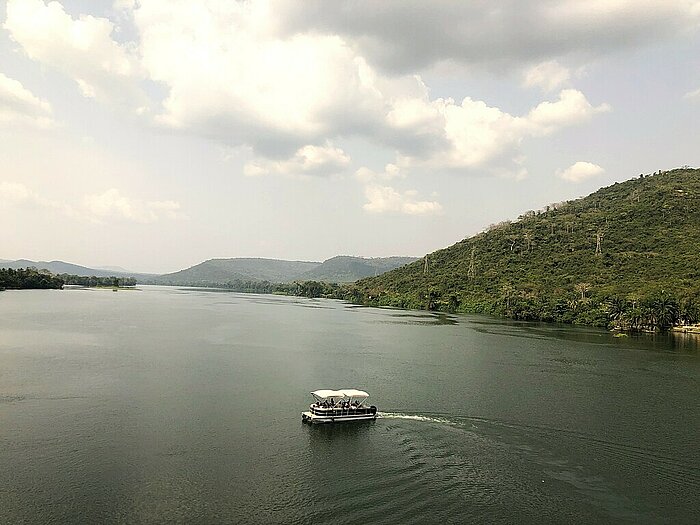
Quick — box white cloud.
[0,181,31,202]
[3,1,614,178]
[363,184,442,215]
[523,60,571,92]
[557,161,605,182]
[4,0,145,110]
[83,189,181,223]
[526,89,611,136]
[132,1,389,156]
[355,164,442,215]
[0,72,54,128]
[684,87,700,100]
[244,142,350,177]
[356,164,439,216]
[1,182,181,222]
[355,163,404,183]
[113,2,616,173]
[395,89,610,174]
[0,181,75,215]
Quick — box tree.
[299,281,324,298]
[523,230,533,252]
[680,297,700,325]
[605,297,627,327]
[500,283,516,312]
[651,294,679,330]
[575,282,591,301]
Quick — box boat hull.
[301,411,377,424]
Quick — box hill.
[153,258,319,285]
[300,256,417,282]
[346,168,700,330]
[0,259,153,279]
[1,255,417,288]
[153,256,417,286]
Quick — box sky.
[1,0,699,274]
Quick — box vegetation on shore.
[0,267,136,290]
[0,268,64,290]
[59,274,136,288]
[333,168,700,332]
[162,278,341,298]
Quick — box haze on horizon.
[1,0,699,274]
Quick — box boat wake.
[378,412,453,425]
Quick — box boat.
[301,389,377,424]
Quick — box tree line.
[0,268,64,290]
[0,267,136,290]
[59,274,136,287]
[153,278,341,298]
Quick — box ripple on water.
[290,412,691,524]
[0,394,26,403]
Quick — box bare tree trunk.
[467,246,476,280]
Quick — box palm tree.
[623,306,643,330]
[652,295,679,330]
[680,298,700,325]
[606,297,627,327]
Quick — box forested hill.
[348,168,700,330]
[153,258,319,285]
[301,256,417,282]
[152,256,417,286]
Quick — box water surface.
[0,287,698,523]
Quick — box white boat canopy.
[311,389,369,400]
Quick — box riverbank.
[671,324,700,334]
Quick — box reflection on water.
[171,286,699,350]
[304,419,376,443]
[179,287,338,309]
[470,316,700,353]
[633,330,700,353]
[363,309,458,326]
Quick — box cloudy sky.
[1,0,699,273]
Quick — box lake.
[0,286,698,524]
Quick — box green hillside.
[346,168,700,330]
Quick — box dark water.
[0,287,698,524]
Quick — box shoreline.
[671,324,700,335]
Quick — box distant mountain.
[1,255,418,286]
[95,265,132,273]
[153,256,418,285]
[301,256,417,282]
[0,259,153,279]
[153,258,320,285]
